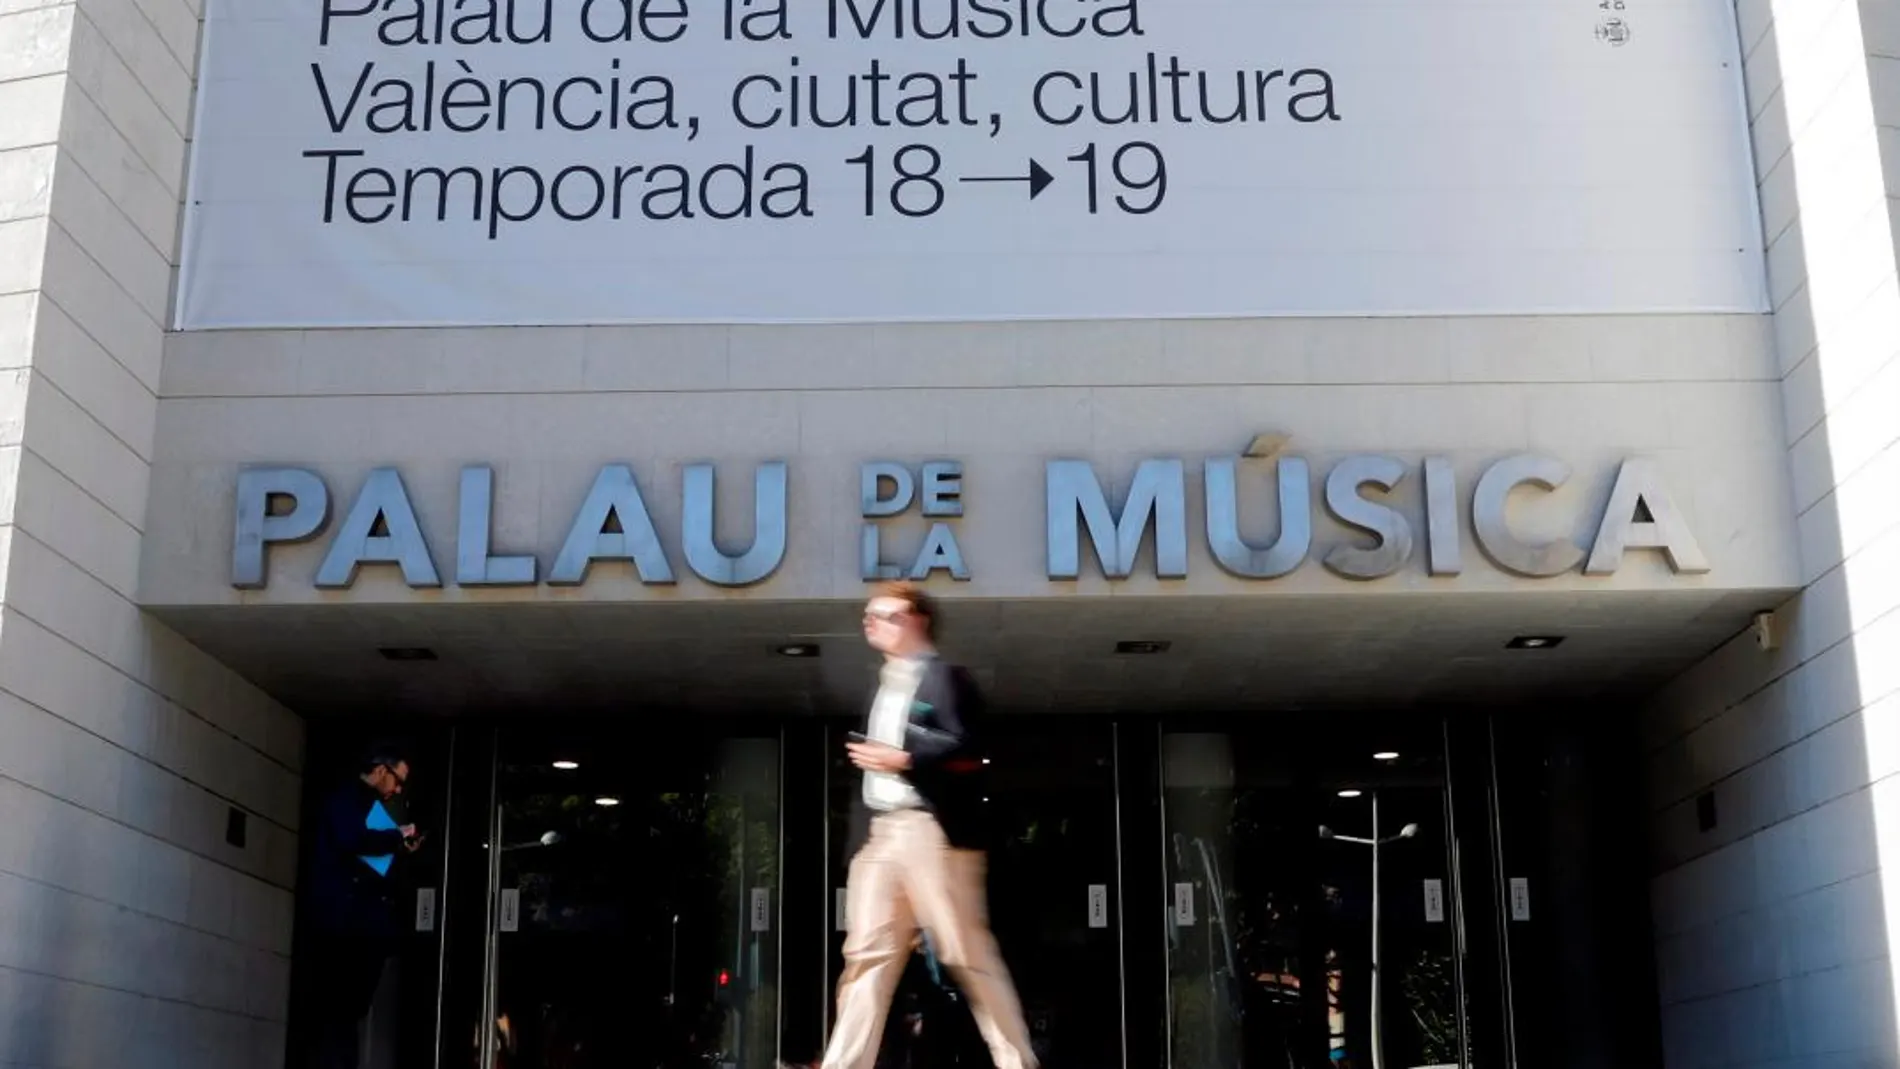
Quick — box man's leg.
[900,817,1037,1069]
[822,818,917,1069]
[299,939,344,1069]
[334,936,392,1069]
[305,936,377,1069]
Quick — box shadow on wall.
[1640,6,1900,1066]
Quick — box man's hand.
[847,740,912,774]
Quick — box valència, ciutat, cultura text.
[308,56,1338,138]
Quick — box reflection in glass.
[1161,728,1463,1069]
[1320,794,1421,1069]
[485,732,780,1069]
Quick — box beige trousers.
[821,809,1037,1069]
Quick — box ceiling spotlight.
[1337,789,1363,799]
[776,643,820,658]
[594,796,620,807]
[1373,751,1400,762]
[1115,640,1172,655]
[1507,635,1565,650]
[552,760,579,771]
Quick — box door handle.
[498,887,520,932]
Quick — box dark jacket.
[307,778,410,937]
[845,656,992,861]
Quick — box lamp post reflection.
[499,831,563,851]
[1320,792,1418,1069]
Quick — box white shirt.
[863,655,926,810]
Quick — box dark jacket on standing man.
[307,777,410,939]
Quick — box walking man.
[822,582,1038,1069]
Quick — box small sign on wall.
[750,888,772,933]
[1423,879,1445,924]
[836,888,849,932]
[498,888,520,933]
[1509,878,1532,922]
[1088,885,1109,929]
[1173,883,1196,927]
[414,887,437,932]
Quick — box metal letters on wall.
[1203,456,1310,580]
[316,468,440,588]
[1321,455,1414,581]
[458,466,536,587]
[861,461,969,581]
[229,452,1712,590]
[1046,458,1188,580]
[1472,454,1588,578]
[232,467,329,588]
[549,464,677,586]
[683,462,788,587]
[1585,457,1709,575]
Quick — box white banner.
[176,0,1767,328]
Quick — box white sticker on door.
[835,888,849,932]
[498,887,520,933]
[750,888,771,933]
[1173,883,1196,926]
[1088,885,1109,929]
[1423,879,1444,924]
[1510,877,1532,922]
[414,887,437,932]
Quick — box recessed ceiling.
[148,589,1775,721]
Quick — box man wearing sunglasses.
[822,582,1037,1069]
[298,748,425,1069]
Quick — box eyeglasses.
[863,609,907,624]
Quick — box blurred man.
[823,583,1036,1069]
[301,749,423,1069]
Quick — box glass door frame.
[442,718,792,1069]
[1149,714,1481,1069]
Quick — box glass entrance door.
[480,725,782,1069]
[823,718,1126,1069]
[1160,723,1465,1069]
[445,716,1471,1069]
